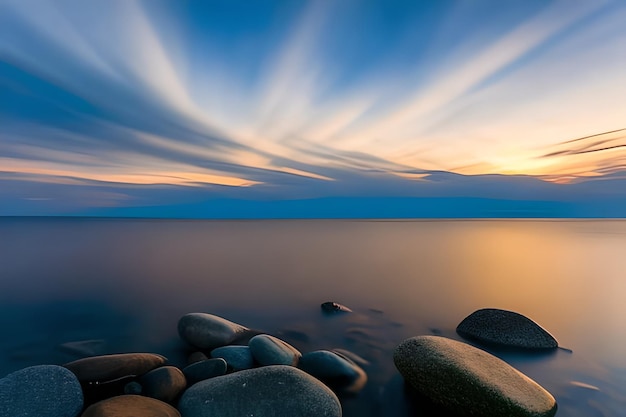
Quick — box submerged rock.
[138,366,186,403]
[178,365,341,417]
[0,365,83,417]
[178,313,248,350]
[183,358,228,385]
[393,335,557,417]
[456,308,558,349]
[321,302,353,313]
[81,395,180,417]
[63,353,166,383]
[249,334,301,366]
[299,350,367,394]
[210,345,254,371]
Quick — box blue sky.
[1,0,625,217]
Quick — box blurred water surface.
[0,218,625,416]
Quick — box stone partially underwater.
[394,335,558,417]
[456,308,559,350]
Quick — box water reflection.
[0,219,625,415]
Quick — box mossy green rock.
[393,336,557,417]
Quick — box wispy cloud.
[1,0,625,214]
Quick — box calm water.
[0,218,625,416]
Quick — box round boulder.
[183,358,228,385]
[178,365,341,417]
[298,350,367,394]
[456,308,558,349]
[63,353,167,383]
[210,346,254,371]
[138,366,186,403]
[0,365,83,417]
[249,334,301,366]
[178,313,248,350]
[81,395,180,417]
[393,335,557,417]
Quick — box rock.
[183,358,228,385]
[210,346,254,371]
[393,335,558,417]
[298,350,367,393]
[178,313,248,350]
[456,308,558,349]
[81,395,180,416]
[57,339,108,358]
[63,353,166,383]
[331,348,370,366]
[249,334,301,366]
[0,365,83,417]
[178,365,341,417]
[123,381,143,395]
[138,366,186,403]
[321,301,352,313]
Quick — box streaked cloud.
[1,0,625,214]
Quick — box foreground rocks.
[456,308,558,349]
[0,365,83,417]
[0,307,564,417]
[394,335,557,417]
[178,313,249,350]
[63,353,167,383]
[178,365,342,417]
[299,350,367,394]
[81,395,180,417]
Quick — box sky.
[1,0,625,217]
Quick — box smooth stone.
[138,366,186,403]
[183,358,228,385]
[456,308,558,349]
[249,334,302,366]
[58,339,108,358]
[81,395,180,417]
[178,313,248,350]
[178,365,341,417]
[321,301,353,313]
[331,348,370,366]
[0,365,83,417]
[63,353,167,383]
[393,335,558,417]
[123,381,143,395]
[298,350,367,393]
[210,346,254,371]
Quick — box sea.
[0,218,625,416]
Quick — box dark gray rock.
[178,313,248,350]
[0,365,83,417]
[123,381,143,395]
[178,365,341,417]
[138,366,186,403]
[63,353,167,383]
[456,308,558,349]
[249,334,301,366]
[394,335,558,417]
[81,394,180,416]
[331,348,370,366]
[183,358,228,385]
[321,301,352,313]
[210,345,254,371]
[298,350,367,393]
